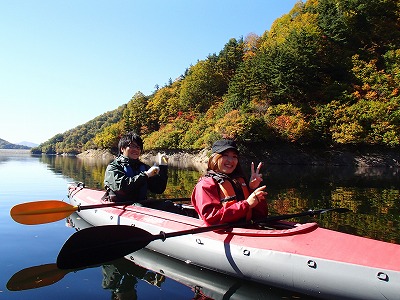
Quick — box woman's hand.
[246,185,267,208]
[249,162,263,190]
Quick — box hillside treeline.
[0,138,30,150]
[32,105,126,154]
[33,0,400,155]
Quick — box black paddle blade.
[57,225,155,269]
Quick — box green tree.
[146,80,182,128]
[125,92,149,134]
[179,59,225,113]
[216,38,244,83]
[93,122,123,151]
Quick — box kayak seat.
[177,204,200,218]
[144,201,200,219]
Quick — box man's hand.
[158,153,169,166]
[145,165,160,177]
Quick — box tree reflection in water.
[102,258,165,300]
[40,154,400,243]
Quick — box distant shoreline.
[77,145,400,170]
[0,149,31,155]
[77,149,210,172]
[8,146,399,170]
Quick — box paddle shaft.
[57,207,349,269]
[88,209,349,248]
[137,208,348,241]
[69,208,333,248]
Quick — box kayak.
[67,183,400,300]
[67,211,317,300]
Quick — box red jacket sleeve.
[191,177,251,226]
[251,197,268,220]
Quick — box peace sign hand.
[249,162,263,190]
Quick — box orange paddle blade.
[10,200,78,225]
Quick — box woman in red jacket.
[191,139,267,225]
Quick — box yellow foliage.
[260,1,320,50]
[243,33,261,61]
[147,81,182,126]
[331,122,363,144]
[214,110,245,139]
[93,122,124,149]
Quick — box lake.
[1,149,399,299]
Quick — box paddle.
[57,207,350,269]
[10,197,191,225]
[6,263,70,291]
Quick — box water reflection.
[37,154,400,244]
[101,259,159,300]
[67,212,317,300]
[5,210,319,299]
[0,149,33,164]
[39,155,111,190]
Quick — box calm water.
[1,150,399,299]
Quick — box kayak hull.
[67,184,400,300]
[67,211,311,300]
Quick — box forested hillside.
[33,0,400,155]
[0,138,30,150]
[31,105,126,154]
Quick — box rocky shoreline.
[77,149,116,160]
[77,149,210,171]
[246,143,400,168]
[77,144,400,171]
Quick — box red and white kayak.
[67,211,308,300]
[67,183,400,300]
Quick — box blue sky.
[0,0,299,144]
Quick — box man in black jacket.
[103,131,168,203]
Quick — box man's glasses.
[127,143,141,150]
